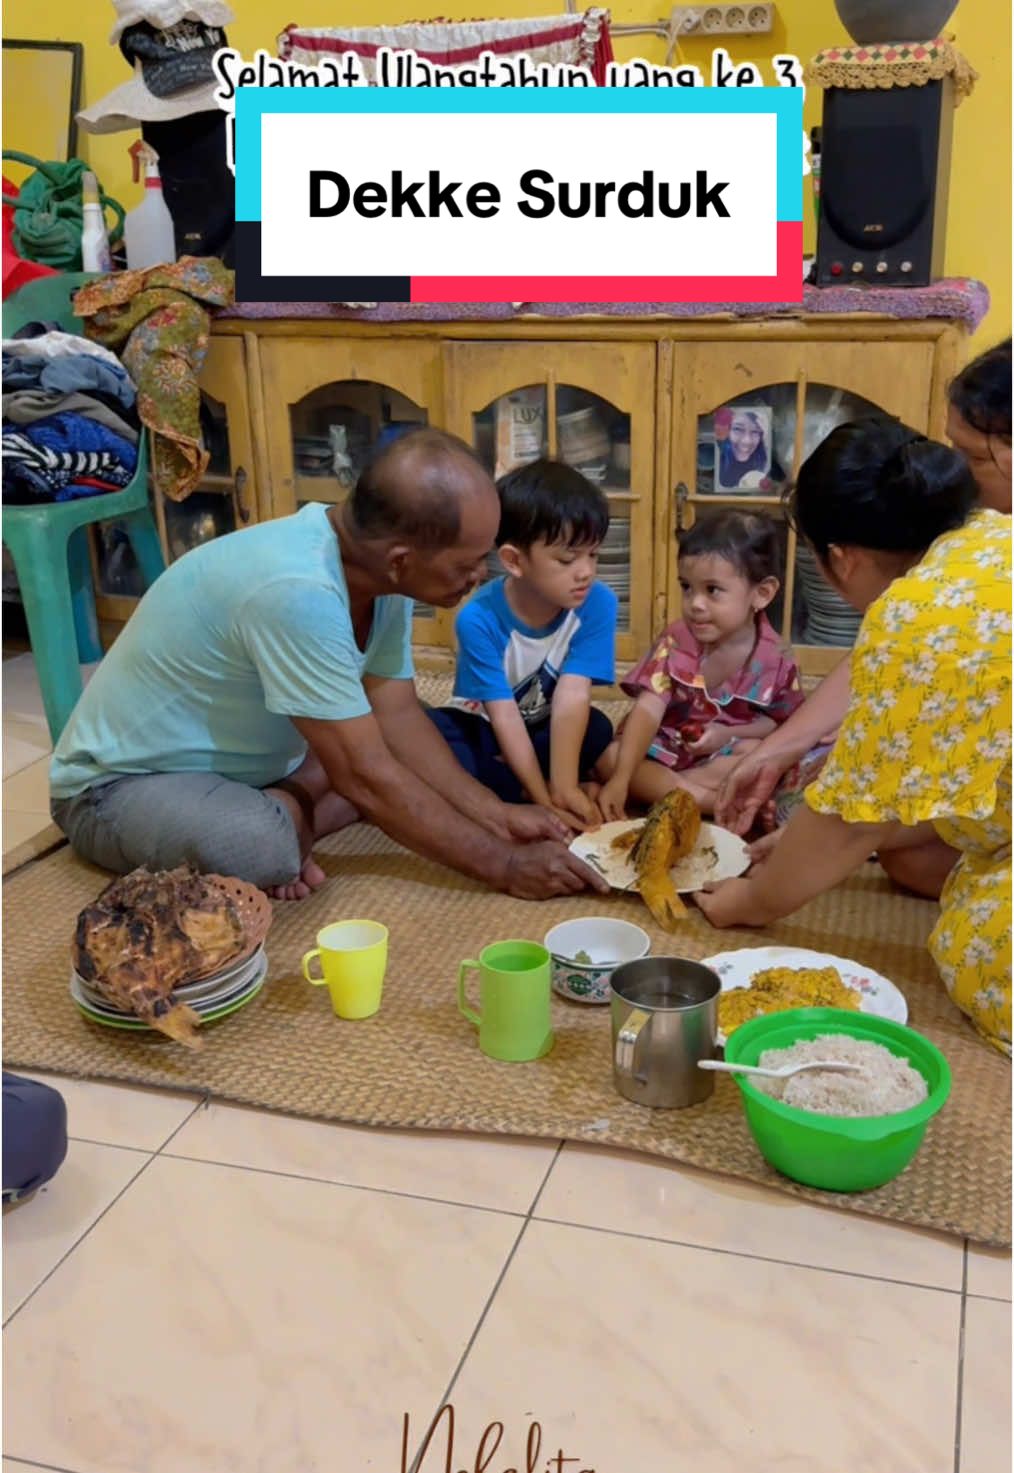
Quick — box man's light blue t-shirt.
[446,577,616,727]
[50,503,413,799]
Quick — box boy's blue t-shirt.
[447,577,617,727]
[50,503,413,799]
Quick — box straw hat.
[109,0,233,46]
[77,62,222,134]
[78,5,234,135]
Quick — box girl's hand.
[683,723,731,759]
[598,776,630,823]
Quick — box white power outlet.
[670,4,774,35]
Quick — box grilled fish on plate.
[73,864,251,1046]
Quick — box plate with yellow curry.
[701,945,908,1047]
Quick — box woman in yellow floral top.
[698,419,1012,1054]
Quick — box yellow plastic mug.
[301,919,388,1020]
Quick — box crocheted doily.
[804,36,978,105]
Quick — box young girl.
[597,510,803,817]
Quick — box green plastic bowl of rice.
[723,1008,952,1192]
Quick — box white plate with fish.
[701,944,909,1047]
[570,820,750,893]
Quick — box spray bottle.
[124,141,176,271]
[81,171,113,272]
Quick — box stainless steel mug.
[610,957,720,1108]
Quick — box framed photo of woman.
[714,404,774,492]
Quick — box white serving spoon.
[698,1058,864,1081]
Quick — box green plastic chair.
[2,272,165,742]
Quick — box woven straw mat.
[3,827,1010,1246]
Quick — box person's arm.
[761,655,851,760]
[366,677,567,844]
[548,675,600,825]
[598,690,667,820]
[484,698,555,808]
[695,800,893,927]
[294,711,607,899]
[714,656,852,833]
[725,715,777,741]
[548,586,617,823]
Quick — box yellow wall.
[2,0,1009,341]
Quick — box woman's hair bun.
[791,418,978,559]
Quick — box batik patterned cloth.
[73,257,234,501]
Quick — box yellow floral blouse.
[807,509,1012,1054]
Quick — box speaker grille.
[822,125,929,249]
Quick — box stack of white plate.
[70,946,268,1033]
[598,518,631,626]
[795,543,862,647]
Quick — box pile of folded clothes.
[2,324,140,504]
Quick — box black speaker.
[815,79,953,288]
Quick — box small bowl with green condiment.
[543,917,651,1004]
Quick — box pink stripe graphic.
[413,222,803,304]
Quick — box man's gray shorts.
[51,773,303,888]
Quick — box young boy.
[428,459,617,830]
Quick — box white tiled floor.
[3,651,57,871]
[3,653,1011,1472]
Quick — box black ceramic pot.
[833,0,958,44]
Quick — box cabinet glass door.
[671,340,935,673]
[444,342,656,666]
[260,340,446,647]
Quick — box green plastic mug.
[457,941,555,1062]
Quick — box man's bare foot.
[266,856,329,902]
[265,794,360,901]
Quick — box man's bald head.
[348,427,495,550]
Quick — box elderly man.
[50,428,607,901]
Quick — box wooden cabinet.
[442,340,657,663]
[257,336,447,646]
[95,315,967,681]
[94,335,257,641]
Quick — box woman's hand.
[598,775,631,822]
[714,749,793,835]
[694,876,776,928]
[683,724,732,760]
[746,828,783,867]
